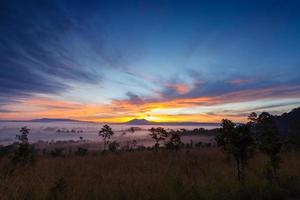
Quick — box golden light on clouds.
[1,85,299,123]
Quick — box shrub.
[74,147,88,156]
[50,148,65,157]
[127,140,137,151]
[165,130,184,151]
[136,145,146,151]
[12,126,35,165]
[0,144,17,158]
[108,141,120,153]
[195,142,203,148]
[47,177,67,200]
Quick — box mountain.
[29,118,83,123]
[126,119,151,125]
[125,119,219,126]
[274,107,300,136]
[0,118,94,123]
[3,107,299,127]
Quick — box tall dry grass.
[0,148,299,200]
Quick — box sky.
[1,0,300,123]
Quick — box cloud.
[0,109,17,113]
[152,70,300,104]
[0,0,103,103]
[227,79,252,85]
[1,84,300,122]
[0,0,150,105]
[125,92,144,105]
[163,83,191,95]
[1,0,149,105]
[1,1,300,122]
[110,84,300,118]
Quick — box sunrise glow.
[0,0,300,123]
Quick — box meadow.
[0,148,299,200]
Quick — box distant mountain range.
[0,117,219,126]
[0,118,93,123]
[126,119,150,125]
[29,118,85,123]
[125,118,219,126]
[0,107,299,130]
[275,107,300,136]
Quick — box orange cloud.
[164,83,191,95]
[1,85,299,123]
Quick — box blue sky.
[0,0,300,122]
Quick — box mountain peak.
[29,118,81,122]
[126,119,151,125]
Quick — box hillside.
[275,107,300,136]
[125,119,219,126]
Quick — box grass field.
[0,148,299,200]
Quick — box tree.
[216,119,235,152]
[149,127,168,151]
[247,112,259,141]
[108,141,120,152]
[256,112,282,180]
[248,112,258,123]
[216,119,254,184]
[12,126,35,165]
[165,130,184,151]
[287,118,300,150]
[99,125,114,152]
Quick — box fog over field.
[0,122,217,146]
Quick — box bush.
[108,141,120,153]
[0,144,17,158]
[74,147,88,156]
[280,176,300,198]
[50,148,65,157]
[165,130,184,151]
[136,145,146,151]
[47,177,67,200]
[195,142,203,148]
[12,127,36,165]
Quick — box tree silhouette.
[247,112,259,142]
[149,127,168,151]
[248,112,258,123]
[216,119,254,184]
[12,126,35,165]
[288,118,300,150]
[165,130,183,151]
[99,125,114,152]
[108,141,120,152]
[256,112,282,180]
